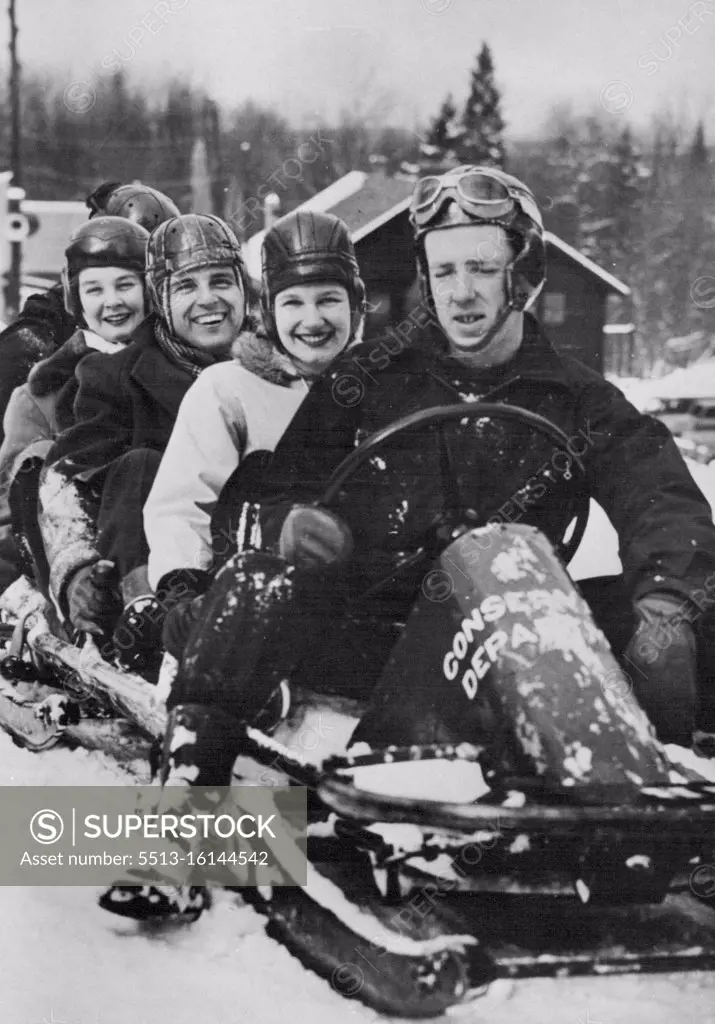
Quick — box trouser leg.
[96,448,162,604]
[162,550,337,786]
[7,458,49,594]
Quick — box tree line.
[0,70,422,238]
[0,46,713,372]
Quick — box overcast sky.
[4,0,715,137]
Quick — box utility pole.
[4,0,22,321]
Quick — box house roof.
[294,170,369,214]
[244,171,631,297]
[544,232,631,297]
[327,174,415,236]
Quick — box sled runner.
[2,402,715,1019]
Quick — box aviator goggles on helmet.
[410,168,541,233]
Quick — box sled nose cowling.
[353,523,673,790]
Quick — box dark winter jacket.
[0,328,123,484]
[0,329,119,538]
[216,314,715,611]
[0,284,77,444]
[39,318,197,605]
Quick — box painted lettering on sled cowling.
[353,523,671,789]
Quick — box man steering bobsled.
[103,166,715,926]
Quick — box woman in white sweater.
[143,210,366,602]
[99,212,367,926]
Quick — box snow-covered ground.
[568,454,715,583]
[569,375,715,581]
[614,363,715,408]
[2,732,715,1024]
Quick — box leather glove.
[111,596,166,679]
[624,592,698,746]
[278,504,353,570]
[162,595,206,661]
[65,560,122,637]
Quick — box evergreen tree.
[458,44,506,167]
[330,108,373,176]
[14,78,57,198]
[690,120,708,168]
[425,93,460,156]
[599,125,644,273]
[198,96,225,215]
[93,73,153,188]
[224,102,299,237]
[684,121,715,336]
[153,81,197,207]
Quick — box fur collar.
[231,329,309,386]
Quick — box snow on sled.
[0,574,356,773]
[1,401,715,1019]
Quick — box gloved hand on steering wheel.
[277,504,354,571]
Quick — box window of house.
[542,292,567,326]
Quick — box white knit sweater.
[144,354,310,589]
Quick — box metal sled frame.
[2,593,715,1011]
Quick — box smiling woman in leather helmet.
[0,180,181,594]
[142,209,365,662]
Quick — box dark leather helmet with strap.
[86,182,180,232]
[62,216,150,319]
[145,213,248,327]
[261,210,366,345]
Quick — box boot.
[158,702,245,786]
[99,703,242,924]
[98,883,211,923]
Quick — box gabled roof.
[244,171,631,297]
[328,174,415,235]
[295,170,369,214]
[544,232,631,297]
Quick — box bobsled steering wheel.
[320,402,590,567]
